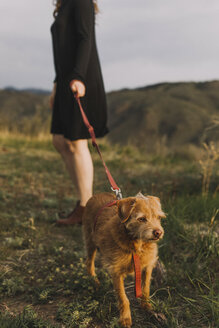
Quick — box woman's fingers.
[70,80,86,97]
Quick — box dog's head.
[117,193,166,242]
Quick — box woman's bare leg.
[53,134,93,206]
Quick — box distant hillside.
[107,81,219,150]
[0,81,219,150]
[4,86,50,95]
[0,89,50,136]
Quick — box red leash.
[73,92,142,298]
[73,94,122,200]
[133,254,142,298]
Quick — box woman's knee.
[53,135,88,155]
[70,139,88,154]
[52,134,67,154]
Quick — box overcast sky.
[0,0,219,92]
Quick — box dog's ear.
[147,196,166,218]
[117,197,136,223]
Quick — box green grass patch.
[0,135,218,327]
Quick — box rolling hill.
[107,81,219,150]
[0,81,219,150]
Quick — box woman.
[50,0,108,225]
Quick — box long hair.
[53,0,99,18]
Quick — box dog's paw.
[119,316,132,328]
[141,300,153,311]
[94,277,100,287]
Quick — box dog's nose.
[153,229,162,239]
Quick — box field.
[0,133,218,327]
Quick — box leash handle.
[74,94,122,199]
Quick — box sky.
[0,0,219,92]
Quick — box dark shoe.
[56,201,85,225]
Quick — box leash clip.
[111,187,123,200]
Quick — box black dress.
[51,0,108,140]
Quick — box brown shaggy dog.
[83,192,166,328]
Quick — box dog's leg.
[86,246,97,276]
[141,266,167,322]
[86,243,101,286]
[112,273,132,328]
[83,220,100,285]
[141,265,153,310]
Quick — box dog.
[83,192,166,328]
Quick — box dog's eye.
[138,217,147,223]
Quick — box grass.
[0,133,218,327]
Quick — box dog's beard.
[140,229,156,242]
[125,222,157,242]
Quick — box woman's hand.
[49,83,57,109]
[70,80,86,97]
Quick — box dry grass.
[0,134,218,327]
[0,129,51,141]
[199,142,219,196]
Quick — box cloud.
[0,0,219,91]
[97,0,219,89]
